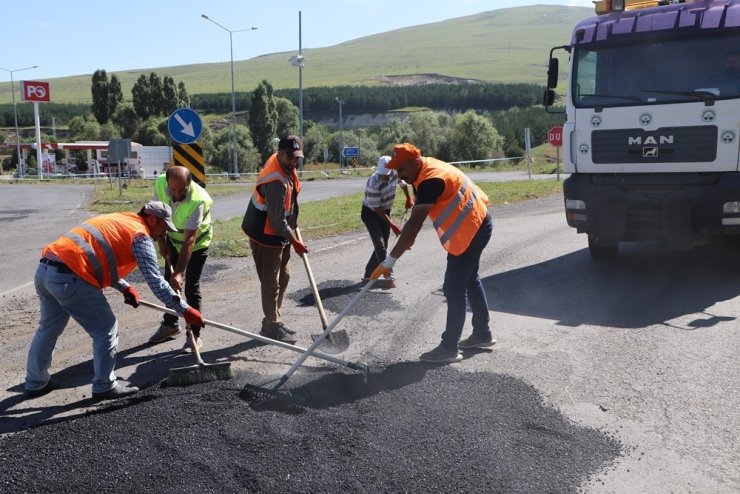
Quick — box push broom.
[166,327,235,386]
[162,262,234,386]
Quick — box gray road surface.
[0,188,737,492]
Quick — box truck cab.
[545,0,740,258]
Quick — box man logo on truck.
[628,135,674,145]
[643,147,659,157]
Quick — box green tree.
[448,110,504,164]
[112,103,140,139]
[99,122,119,141]
[177,81,190,108]
[108,74,124,120]
[68,115,101,141]
[274,97,299,138]
[134,118,168,146]
[91,70,110,124]
[248,79,278,162]
[148,73,165,116]
[131,74,152,120]
[407,111,447,158]
[374,118,412,154]
[162,76,179,115]
[211,125,260,173]
[301,121,331,163]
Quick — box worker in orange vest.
[242,135,308,344]
[371,143,496,363]
[25,201,205,401]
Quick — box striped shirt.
[116,233,189,315]
[363,172,400,210]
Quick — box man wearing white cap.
[25,201,205,401]
[360,155,413,287]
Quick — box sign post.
[21,80,51,180]
[548,126,563,180]
[168,109,206,185]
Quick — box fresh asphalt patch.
[289,279,403,315]
[0,365,620,493]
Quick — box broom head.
[167,362,234,387]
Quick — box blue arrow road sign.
[168,108,203,144]
[342,147,359,158]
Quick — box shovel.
[243,276,378,406]
[295,228,350,354]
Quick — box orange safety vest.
[241,154,301,247]
[42,212,150,289]
[412,158,490,255]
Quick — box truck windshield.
[573,32,740,108]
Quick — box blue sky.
[2,0,592,80]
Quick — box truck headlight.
[566,199,586,210]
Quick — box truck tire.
[588,234,618,260]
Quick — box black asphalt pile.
[0,366,620,494]
[290,279,403,316]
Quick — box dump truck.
[544,0,740,258]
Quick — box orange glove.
[121,285,140,308]
[390,222,402,236]
[370,256,396,280]
[291,239,309,256]
[184,307,205,327]
[405,197,414,209]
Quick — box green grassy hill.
[0,6,590,105]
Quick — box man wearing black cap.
[241,135,308,343]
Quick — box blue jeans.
[440,213,493,350]
[26,262,119,394]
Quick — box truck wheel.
[588,234,618,260]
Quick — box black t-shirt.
[414,177,445,205]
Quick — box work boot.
[260,317,295,334]
[25,379,58,399]
[92,383,139,401]
[459,334,497,350]
[149,322,181,343]
[419,344,462,364]
[181,336,203,354]
[262,319,296,334]
[259,325,297,345]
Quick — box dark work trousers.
[162,238,208,338]
[361,205,391,279]
[440,212,493,350]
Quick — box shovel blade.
[311,330,350,354]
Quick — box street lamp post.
[335,97,344,168]
[0,65,38,178]
[201,14,256,177]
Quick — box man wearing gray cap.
[25,201,205,401]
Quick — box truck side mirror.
[547,57,559,89]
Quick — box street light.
[335,97,344,168]
[201,14,257,177]
[0,65,38,178]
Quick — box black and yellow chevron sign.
[172,143,206,187]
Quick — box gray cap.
[143,201,177,232]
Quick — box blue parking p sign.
[168,108,203,144]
